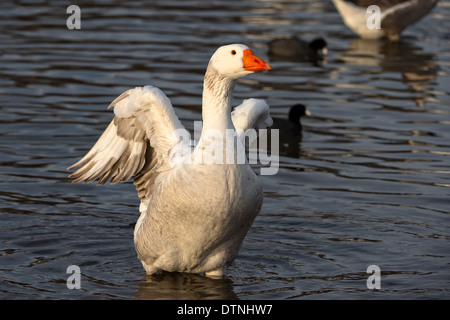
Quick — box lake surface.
[0,0,449,299]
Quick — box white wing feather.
[231,98,273,133]
[68,85,187,198]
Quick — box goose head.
[208,44,272,79]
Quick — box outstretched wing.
[68,85,187,209]
[381,0,438,35]
[231,98,273,160]
[231,98,274,171]
[231,98,273,137]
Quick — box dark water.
[1,0,449,299]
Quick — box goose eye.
[231,50,236,55]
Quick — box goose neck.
[201,66,236,133]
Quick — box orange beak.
[243,49,272,72]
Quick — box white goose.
[68,44,272,277]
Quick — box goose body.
[68,44,272,277]
[332,0,439,40]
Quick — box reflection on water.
[342,38,438,107]
[136,273,237,300]
[0,0,449,299]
